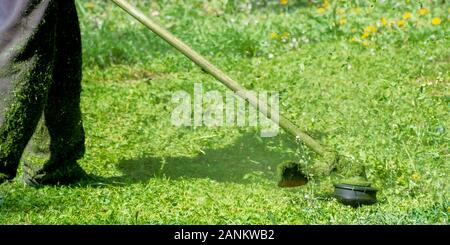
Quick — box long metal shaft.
[111,0,328,156]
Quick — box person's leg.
[0,0,56,183]
[30,0,88,184]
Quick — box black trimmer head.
[333,183,378,207]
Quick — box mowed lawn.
[0,1,448,224]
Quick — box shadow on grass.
[113,131,306,185]
[0,131,317,214]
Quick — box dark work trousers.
[0,0,85,182]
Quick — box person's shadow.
[111,131,311,185]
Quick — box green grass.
[0,0,449,224]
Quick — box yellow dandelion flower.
[397,19,406,27]
[431,17,441,26]
[280,0,288,6]
[403,11,412,20]
[337,8,346,15]
[362,40,370,46]
[317,7,326,14]
[350,37,358,42]
[419,8,430,16]
[411,172,420,181]
[270,32,279,39]
[380,17,388,26]
[339,17,347,25]
[365,25,378,33]
[322,0,330,9]
[361,31,370,39]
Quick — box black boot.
[23,160,91,186]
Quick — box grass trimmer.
[111,0,377,206]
